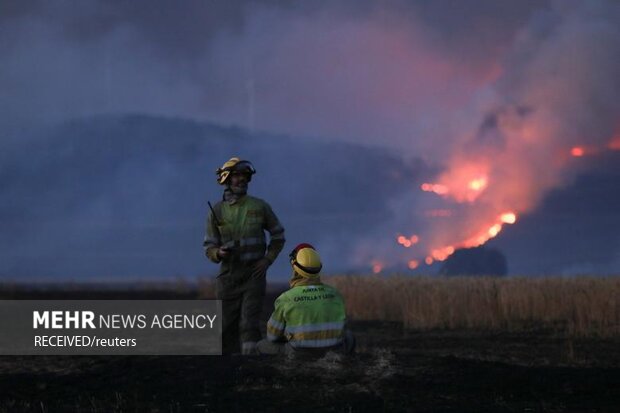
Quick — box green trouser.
[216,260,266,354]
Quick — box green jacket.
[266,283,346,348]
[203,195,285,264]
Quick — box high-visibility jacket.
[204,195,285,264]
[266,283,347,348]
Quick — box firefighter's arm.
[266,297,287,342]
[203,209,222,263]
[263,203,285,264]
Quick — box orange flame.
[468,177,488,192]
[500,212,517,224]
[371,262,383,274]
[419,212,518,265]
[421,183,449,195]
[422,162,491,203]
[488,223,502,237]
[396,234,419,248]
[392,118,618,272]
[431,246,455,262]
[571,146,584,157]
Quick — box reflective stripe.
[285,321,345,334]
[223,240,236,248]
[267,317,285,331]
[288,329,342,342]
[240,252,264,261]
[267,325,284,338]
[290,338,343,348]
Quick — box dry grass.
[196,277,216,299]
[324,275,620,337]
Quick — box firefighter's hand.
[251,258,271,279]
[217,247,231,259]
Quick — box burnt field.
[0,282,619,412]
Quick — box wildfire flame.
[430,246,455,262]
[412,211,519,268]
[421,162,491,203]
[488,223,502,238]
[468,177,488,191]
[571,146,584,157]
[371,261,383,274]
[397,234,419,248]
[375,123,617,273]
[500,212,517,224]
[421,183,448,195]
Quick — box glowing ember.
[372,262,383,274]
[431,246,456,262]
[410,235,419,244]
[425,257,434,265]
[431,250,443,261]
[408,260,419,270]
[462,233,491,249]
[421,183,449,195]
[397,235,413,248]
[500,212,517,224]
[468,177,488,191]
[488,223,502,238]
[423,162,491,203]
[571,147,584,157]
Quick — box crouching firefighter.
[257,243,355,355]
[204,157,286,355]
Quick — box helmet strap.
[290,271,321,288]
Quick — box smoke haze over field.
[1,0,620,278]
[1,0,544,153]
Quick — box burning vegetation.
[371,123,620,274]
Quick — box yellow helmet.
[216,157,256,185]
[289,243,322,277]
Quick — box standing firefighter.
[204,157,285,354]
[257,243,355,355]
